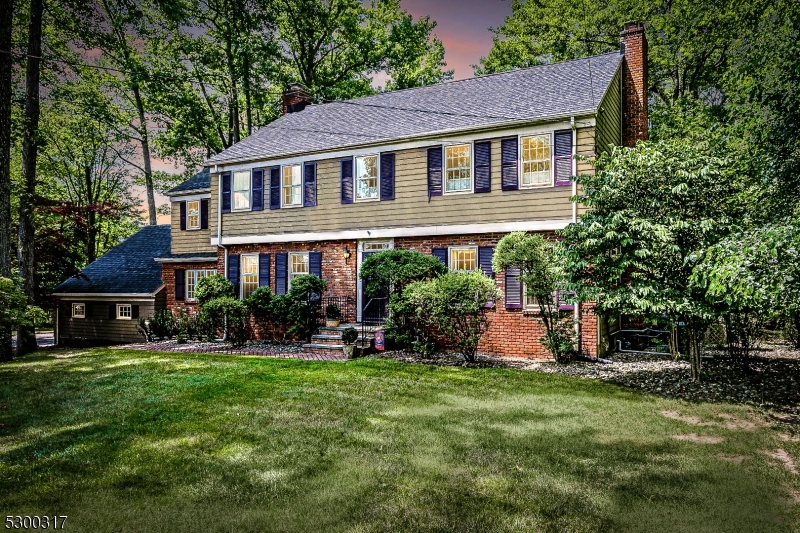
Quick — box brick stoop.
[302,323,378,356]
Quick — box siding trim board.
[211,219,571,245]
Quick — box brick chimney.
[620,22,648,147]
[282,82,312,115]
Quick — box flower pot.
[326,319,340,328]
[342,344,355,359]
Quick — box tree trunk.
[84,165,96,263]
[0,0,14,361]
[17,0,43,357]
[687,326,703,383]
[132,84,156,225]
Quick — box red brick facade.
[161,261,218,314]
[162,233,601,360]
[621,22,648,147]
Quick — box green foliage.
[359,249,448,298]
[285,275,328,342]
[341,327,358,345]
[405,271,501,362]
[325,303,341,320]
[385,284,437,357]
[139,309,177,341]
[200,297,249,347]
[561,140,742,380]
[493,232,576,363]
[266,294,295,343]
[0,278,39,333]
[244,286,273,317]
[195,274,235,305]
[288,274,327,302]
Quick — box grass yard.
[0,349,798,533]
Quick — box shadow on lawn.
[0,351,795,532]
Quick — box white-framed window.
[72,303,85,318]
[186,269,216,301]
[520,134,552,187]
[355,155,379,200]
[288,252,309,291]
[445,144,472,193]
[117,304,132,320]
[282,165,302,207]
[233,170,251,210]
[449,246,478,271]
[524,285,540,311]
[187,200,200,229]
[240,254,259,299]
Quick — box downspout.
[54,299,59,346]
[216,166,228,342]
[571,116,581,352]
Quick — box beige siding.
[576,127,597,216]
[171,202,215,253]
[596,67,622,154]
[212,133,589,239]
[58,299,157,344]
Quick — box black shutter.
[109,304,116,319]
[380,152,395,201]
[228,254,240,297]
[259,253,270,287]
[200,199,209,229]
[269,166,281,209]
[432,248,448,267]
[427,147,443,198]
[501,138,519,191]
[505,267,522,309]
[309,252,322,278]
[478,247,495,278]
[175,269,186,301]
[179,201,187,230]
[554,130,573,186]
[85,303,93,318]
[275,252,288,295]
[132,305,140,319]
[474,141,491,193]
[304,162,316,207]
[251,168,264,210]
[221,172,232,213]
[341,158,354,204]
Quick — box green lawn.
[1,349,797,533]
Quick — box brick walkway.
[116,342,347,361]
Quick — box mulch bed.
[116,339,345,361]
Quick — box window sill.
[519,183,553,190]
[231,207,251,212]
[186,226,202,231]
[443,189,474,196]
[523,308,542,316]
[280,203,304,209]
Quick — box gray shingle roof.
[52,225,171,295]
[206,52,622,165]
[167,168,210,195]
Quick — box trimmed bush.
[195,274,235,305]
[200,297,249,347]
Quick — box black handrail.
[361,297,388,350]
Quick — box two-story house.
[54,23,648,356]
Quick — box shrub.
[0,277,42,340]
[406,271,501,362]
[341,327,358,345]
[195,274,235,305]
[267,294,294,343]
[326,303,341,320]
[493,232,577,363]
[245,286,273,337]
[143,309,177,340]
[201,297,249,347]
[392,282,437,357]
[287,275,328,341]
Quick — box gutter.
[216,165,228,343]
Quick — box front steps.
[302,323,379,357]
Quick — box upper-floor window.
[282,165,302,207]
[449,246,478,271]
[521,134,551,187]
[186,269,216,301]
[240,254,259,299]
[187,200,200,229]
[233,171,251,210]
[289,252,309,291]
[445,144,472,193]
[355,155,378,200]
[117,304,132,320]
[72,303,85,318]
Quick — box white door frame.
[356,239,394,322]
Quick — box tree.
[561,140,742,381]
[405,271,501,362]
[16,0,43,356]
[359,249,447,299]
[0,0,14,362]
[493,232,576,363]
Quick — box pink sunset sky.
[151,0,513,222]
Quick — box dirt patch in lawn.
[673,433,725,444]
[660,410,715,426]
[763,449,798,474]
[718,455,746,464]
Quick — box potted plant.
[326,302,341,327]
[341,326,358,359]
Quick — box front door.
[357,240,393,323]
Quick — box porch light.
[343,247,351,261]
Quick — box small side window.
[187,200,200,229]
[448,246,478,272]
[117,304,132,320]
[72,303,85,318]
